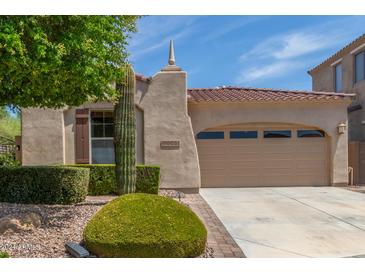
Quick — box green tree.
[0,16,139,107]
[0,106,20,143]
[0,16,140,193]
[0,106,7,119]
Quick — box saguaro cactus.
[114,63,136,194]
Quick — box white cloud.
[239,32,337,61]
[235,61,304,84]
[199,16,264,43]
[272,33,331,59]
[239,17,361,62]
[129,16,200,60]
[236,16,365,85]
[130,29,191,60]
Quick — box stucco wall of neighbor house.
[138,70,201,192]
[22,108,65,165]
[311,52,365,142]
[188,100,352,186]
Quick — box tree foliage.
[0,16,139,108]
[0,106,20,142]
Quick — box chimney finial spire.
[161,39,181,71]
[168,40,175,65]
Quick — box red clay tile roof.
[308,33,365,75]
[187,86,354,103]
[135,74,151,82]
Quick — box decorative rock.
[0,218,25,234]
[0,212,42,235]
[159,189,185,199]
[22,212,42,228]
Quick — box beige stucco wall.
[311,50,365,142]
[188,100,351,186]
[22,108,65,165]
[137,70,201,191]
[23,100,145,166]
[21,72,201,191]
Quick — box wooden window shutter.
[75,109,90,164]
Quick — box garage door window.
[197,131,224,139]
[230,131,258,139]
[264,130,291,138]
[297,130,325,138]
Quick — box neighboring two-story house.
[309,33,365,184]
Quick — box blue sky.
[128,16,365,90]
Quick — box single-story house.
[21,41,354,193]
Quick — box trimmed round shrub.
[0,166,89,204]
[83,193,207,257]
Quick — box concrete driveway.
[200,187,365,258]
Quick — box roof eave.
[308,33,365,74]
[188,97,354,105]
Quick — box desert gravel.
[0,199,111,258]
[0,192,214,258]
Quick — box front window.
[355,51,365,83]
[91,111,114,164]
[334,63,342,92]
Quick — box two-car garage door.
[196,124,329,187]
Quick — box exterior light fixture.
[338,123,346,134]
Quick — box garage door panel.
[198,148,226,155]
[229,168,261,176]
[296,161,326,169]
[229,161,261,169]
[228,146,261,153]
[198,126,329,187]
[261,161,297,169]
[294,146,326,153]
[260,144,296,152]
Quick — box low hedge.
[0,166,89,204]
[0,251,10,258]
[83,193,207,257]
[66,164,160,195]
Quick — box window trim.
[330,58,343,67]
[263,130,292,138]
[89,109,114,164]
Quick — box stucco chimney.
[139,40,201,192]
